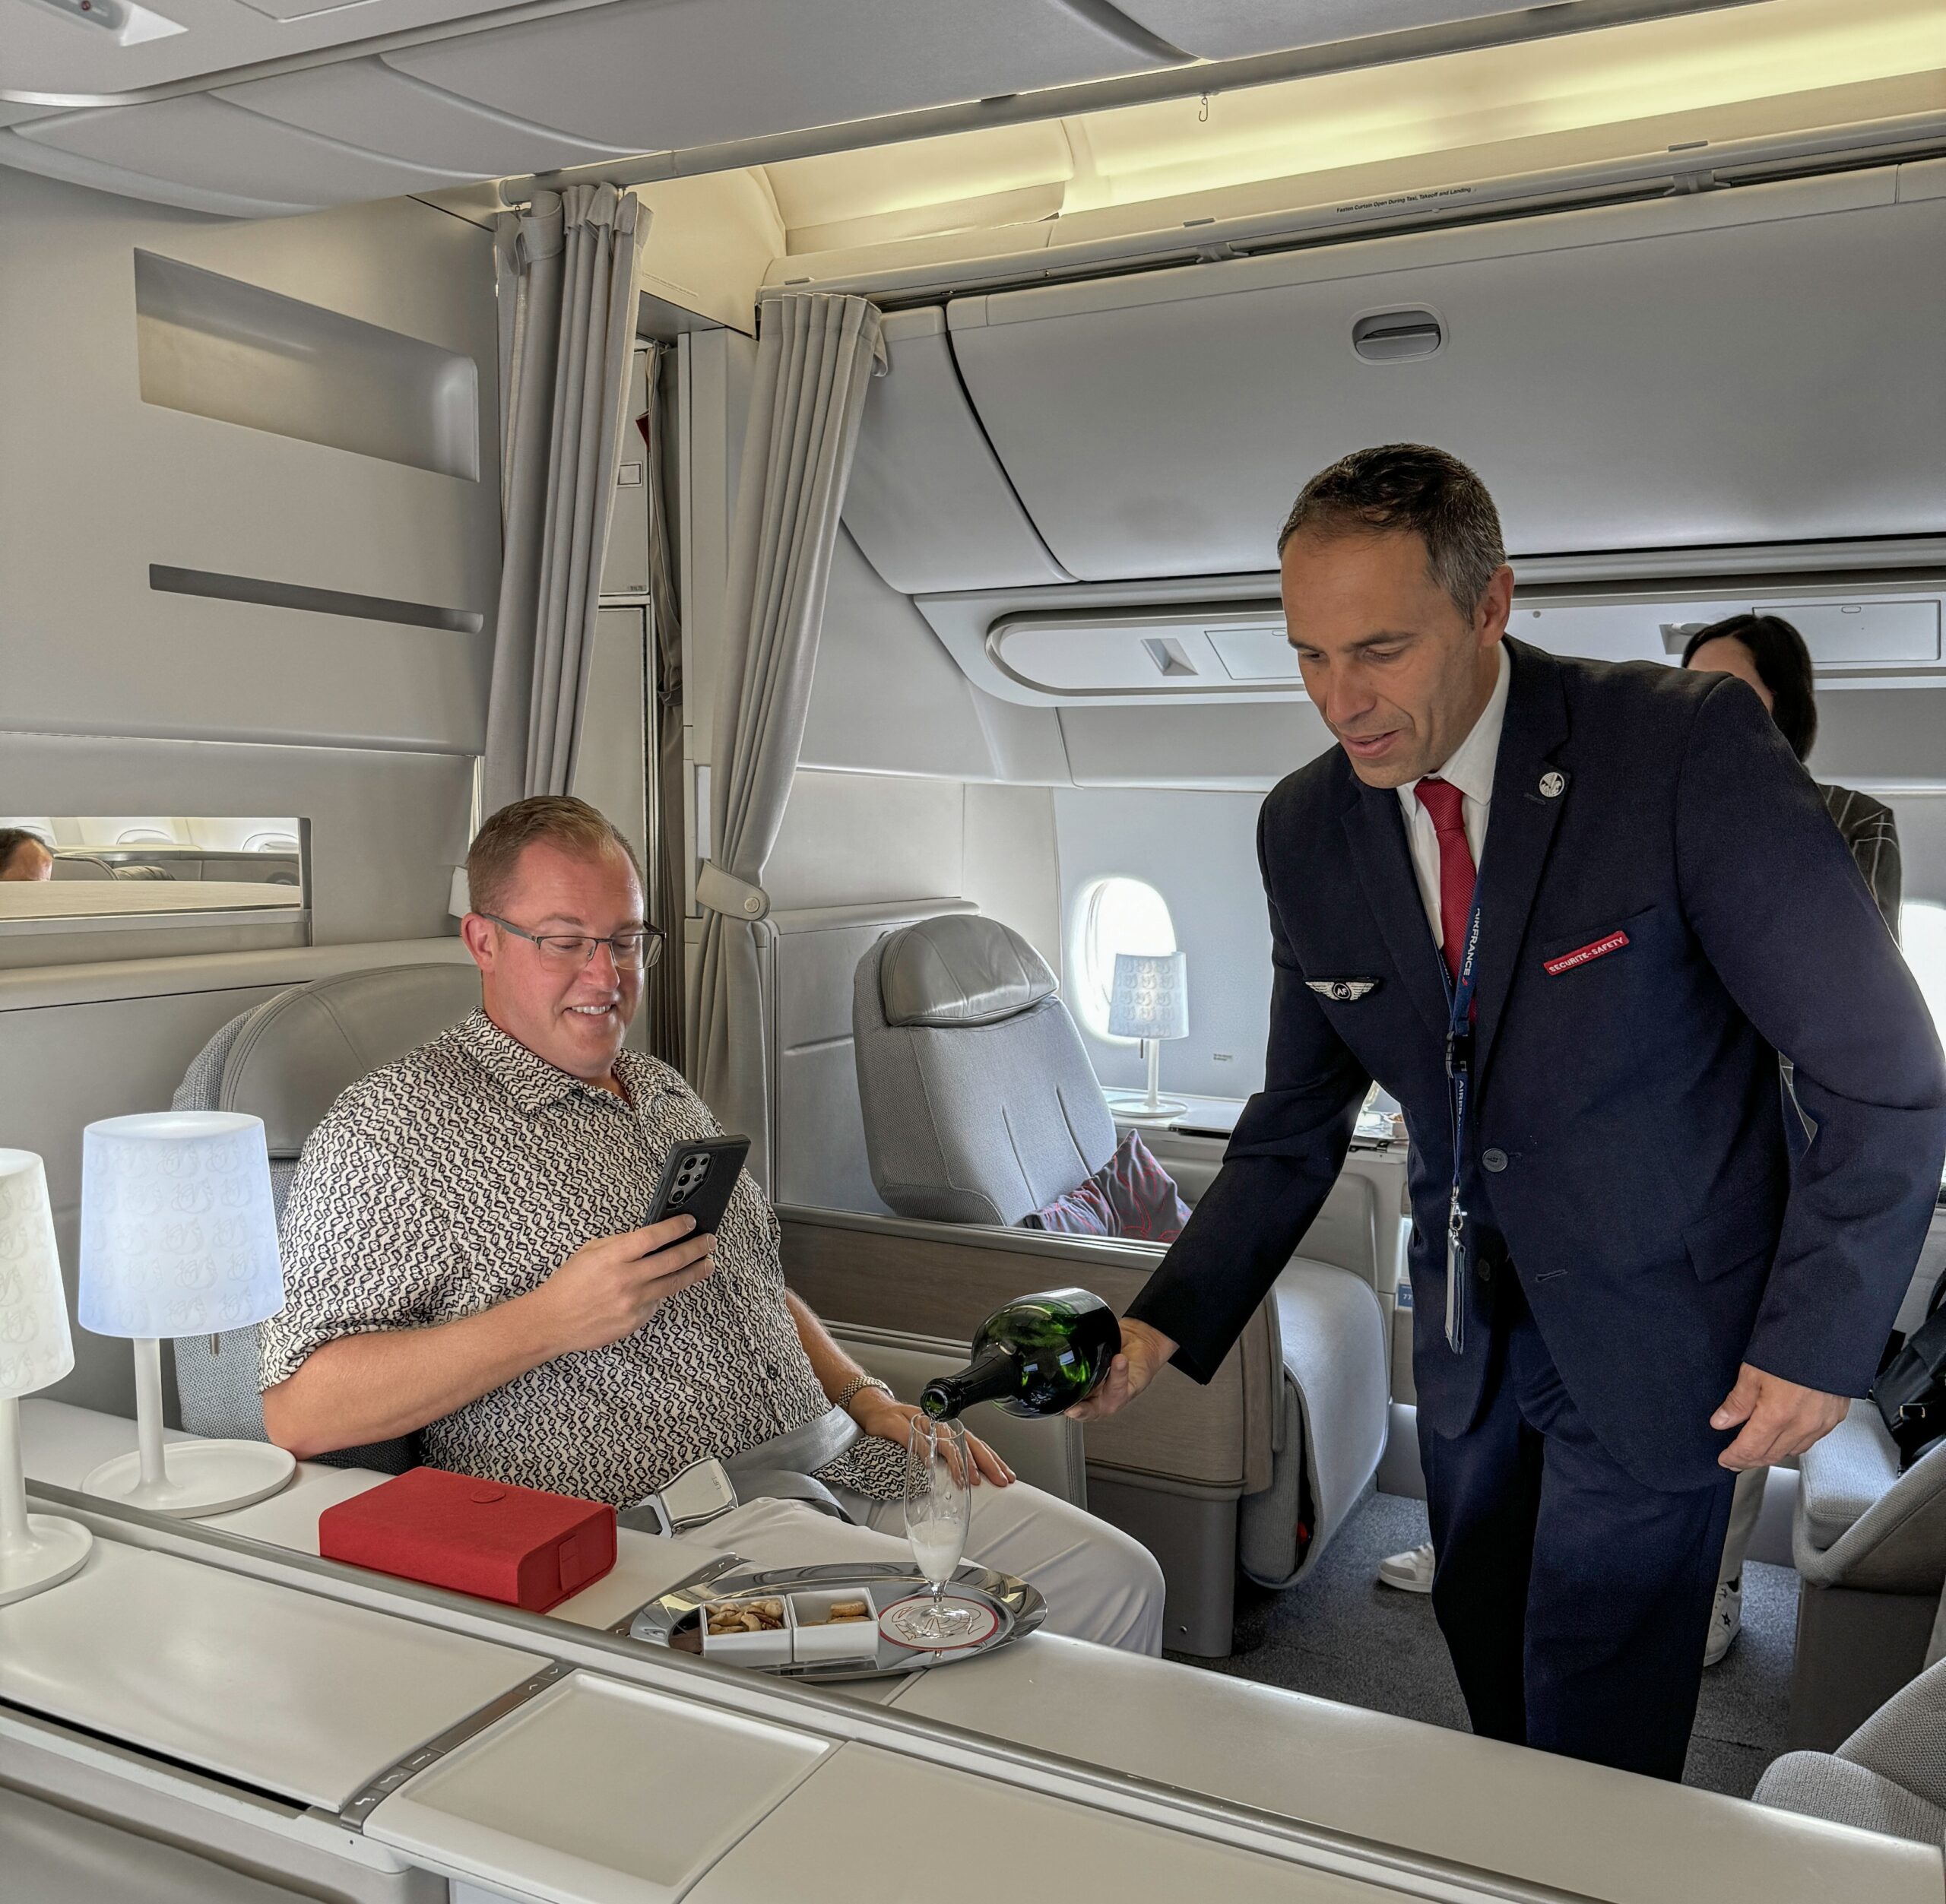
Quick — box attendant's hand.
[1711,1362,1849,1469]
[850,1392,1015,1487]
[1066,1318,1174,1422]
[530,1215,716,1354]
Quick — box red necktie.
[1414,775,1476,987]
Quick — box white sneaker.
[1704,1576,1742,1667]
[1377,1540,1436,1594]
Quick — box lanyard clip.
[1445,1027,1472,1078]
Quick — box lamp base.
[1101,1089,1190,1125]
[0,1515,93,1606]
[82,1439,296,1519]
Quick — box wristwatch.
[833,1373,895,1418]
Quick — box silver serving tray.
[626,1558,1046,1681]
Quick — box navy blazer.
[1127,638,1946,1492]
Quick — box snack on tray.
[826,1599,870,1622]
[705,1597,785,1635]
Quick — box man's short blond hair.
[466,796,642,918]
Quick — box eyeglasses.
[478,912,664,971]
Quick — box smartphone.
[643,1134,751,1238]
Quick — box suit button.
[1482,1148,1508,1173]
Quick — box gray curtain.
[482,184,648,817]
[693,292,886,1186]
[643,342,686,1073]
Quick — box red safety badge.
[1543,930,1630,976]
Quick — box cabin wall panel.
[798,531,1003,781]
[962,782,1061,974]
[0,732,473,946]
[765,771,965,914]
[1054,787,1274,1103]
[1884,796,1946,909]
[0,170,497,756]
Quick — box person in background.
[1681,610,1903,1665]
[0,829,53,881]
[1378,612,1907,1630]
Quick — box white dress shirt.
[1396,643,1511,952]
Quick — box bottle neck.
[919,1346,1016,1421]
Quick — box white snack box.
[788,1587,881,1662]
[699,1596,793,1667]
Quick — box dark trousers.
[1418,1278,1735,1781]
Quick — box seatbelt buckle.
[620,1457,740,1538]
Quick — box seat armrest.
[1796,1402,1903,1555]
[1795,1405,1946,1593]
[778,1205,1280,1496]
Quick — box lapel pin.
[1539,771,1565,799]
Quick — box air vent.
[988,605,1300,699]
[1352,309,1444,363]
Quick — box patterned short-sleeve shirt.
[261,1010,902,1506]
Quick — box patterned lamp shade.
[0,1151,74,1403]
[79,1113,284,1340]
[1108,951,1189,1042]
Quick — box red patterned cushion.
[1024,1130,1190,1243]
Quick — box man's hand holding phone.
[531,1215,716,1354]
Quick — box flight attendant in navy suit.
[1073,445,1946,1779]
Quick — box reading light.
[1105,951,1190,1123]
[78,1112,294,1518]
[0,1151,93,1605]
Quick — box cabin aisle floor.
[1168,1491,1799,1799]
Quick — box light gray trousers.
[1717,1465,1769,1587]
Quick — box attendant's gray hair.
[1279,444,1507,616]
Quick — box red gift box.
[319,1466,617,1613]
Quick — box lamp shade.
[1108,951,1189,1041]
[0,1150,73,1402]
[78,1112,284,1340]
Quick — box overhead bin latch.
[697,860,771,920]
[1352,310,1444,364]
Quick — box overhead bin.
[844,309,1070,594]
[15,94,476,209]
[387,0,1182,159]
[218,59,634,179]
[943,167,1946,581]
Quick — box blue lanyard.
[1438,884,1486,1354]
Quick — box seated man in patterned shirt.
[261,796,1163,1654]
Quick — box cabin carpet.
[1169,1490,1799,1800]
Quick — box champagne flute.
[891,1415,977,1646]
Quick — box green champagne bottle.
[918,1288,1121,1422]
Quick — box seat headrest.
[222,962,483,1155]
[879,915,1057,1028]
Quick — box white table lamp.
[0,1149,93,1605]
[78,1111,295,1517]
[1104,950,1190,1123]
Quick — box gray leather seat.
[853,914,1387,1603]
[1759,1650,1946,1851]
[855,915,1115,1225]
[171,961,483,1474]
[1786,1401,1946,1749]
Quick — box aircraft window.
[1075,876,1177,1041]
[0,817,308,965]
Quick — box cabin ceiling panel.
[0,0,616,101]
[383,0,1182,157]
[16,92,477,204]
[1111,1,1568,62]
[843,308,1071,597]
[944,172,1946,580]
[217,57,634,176]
